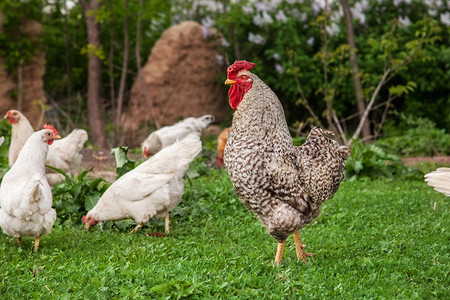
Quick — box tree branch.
[349,68,390,144]
[287,57,322,127]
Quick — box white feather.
[141,114,213,156]
[425,168,450,197]
[7,110,88,185]
[87,133,202,225]
[0,129,56,238]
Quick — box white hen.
[425,168,450,196]
[0,126,59,251]
[83,133,202,233]
[5,109,88,185]
[45,129,88,185]
[141,114,214,157]
[5,110,34,166]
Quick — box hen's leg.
[165,211,170,233]
[130,224,143,233]
[34,236,40,252]
[17,237,22,247]
[294,231,314,264]
[275,240,286,266]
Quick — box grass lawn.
[0,165,448,299]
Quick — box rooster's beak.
[225,79,236,85]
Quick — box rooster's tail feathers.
[307,127,350,159]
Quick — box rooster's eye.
[240,75,247,80]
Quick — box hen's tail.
[170,133,203,162]
[184,115,215,132]
[141,133,202,175]
[62,129,89,151]
[425,168,450,197]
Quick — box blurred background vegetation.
[0,0,448,153]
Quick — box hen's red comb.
[44,124,58,135]
[227,60,256,79]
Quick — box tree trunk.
[340,0,371,141]
[17,61,23,111]
[116,0,129,126]
[135,0,159,129]
[79,0,109,147]
[321,1,337,133]
[107,0,115,113]
[64,2,72,131]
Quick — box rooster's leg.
[130,224,143,233]
[165,211,170,233]
[34,236,40,252]
[275,240,286,266]
[17,237,22,247]
[293,231,314,264]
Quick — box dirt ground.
[80,148,138,183]
[402,156,450,166]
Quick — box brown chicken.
[224,61,350,266]
[217,127,231,167]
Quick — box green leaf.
[111,146,129,168]
[84,193,100,211]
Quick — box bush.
[52,169,111,226]
[344,139,420,181]
[375,113,450,157]
[172,0,449,131]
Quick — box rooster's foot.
[294,231,314,264]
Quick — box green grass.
[0,165,449,299]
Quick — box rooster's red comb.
[227,60,256,79]
[44,124,58,135]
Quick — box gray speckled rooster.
[224,61,350,266]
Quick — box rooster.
[83,133,202,233]
[141,114,214,158]
[5,110,88,185]
[0,125,60,252]
[425,168,450,196]
[217,127,231,167]
[224,61,350,266]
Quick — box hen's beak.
[55,135,62,140]
[225,79,236,85]
[4,113,9,119]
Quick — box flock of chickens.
[0,60,448,266]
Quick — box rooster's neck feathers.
[231,72,292,145]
